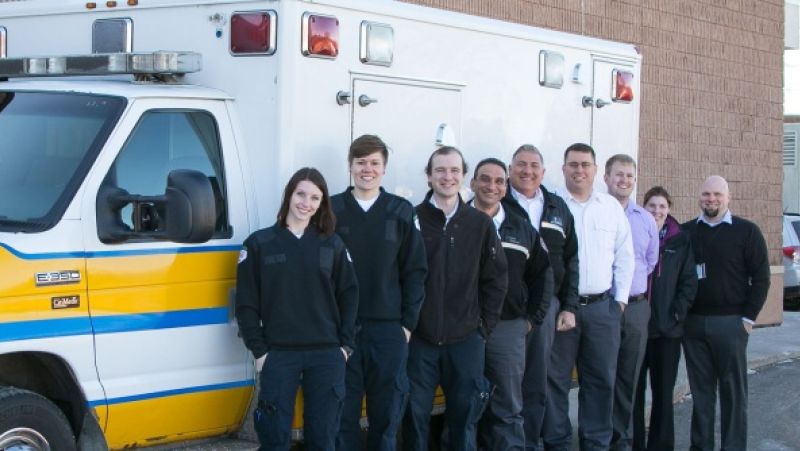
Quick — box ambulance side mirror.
[164,169,216,243]
[96,169,216,244]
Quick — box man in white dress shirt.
[542,142,635,451]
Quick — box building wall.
[403,0,785,321]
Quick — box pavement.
[145,312,800,450]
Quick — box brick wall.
[402,0,785,266]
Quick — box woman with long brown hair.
[236,167,359,451]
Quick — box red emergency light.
[230,11,277,55]
[612,69,634,102]
[302,13,339,58]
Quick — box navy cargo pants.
[337,321,409,451]
[254,348,345,451]
[402,329,490,451]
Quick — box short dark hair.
[473,158,507,179]
[425,146,468,176]
[643,186,673,207]
[348,134,389,164]
[604,153,636,175]
[564,142,596,163]
[276,167,335,236]
[512,144,544,165]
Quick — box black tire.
[0,387,77,451]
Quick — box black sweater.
[331,188,427,330]
[235,225,359,358]
[682,215,770,321]
[415,192,508,345]
[503,185,579,313]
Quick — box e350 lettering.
[35,270,81,286]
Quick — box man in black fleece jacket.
[469,158,554,451]
[682,175,770,451]
[402,147,508,451]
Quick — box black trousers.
[683,314,749,451]
[542,297,622,451]
[522,298,558,451]
[632,336,682,451]
[611,299,650,451]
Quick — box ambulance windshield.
[0,91,125,232]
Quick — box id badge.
[696,263,706,280]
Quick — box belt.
[629,294,647,303]
[578,293,606,306]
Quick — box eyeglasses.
[566,162,595,169]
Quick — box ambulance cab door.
[81,98,252,447]
[351,76,463,205]
[589,59,640,192]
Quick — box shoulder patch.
[237,247,248,264]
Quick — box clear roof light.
[0,27,7,59]
[539,50,564,89]
[360,21,393,66]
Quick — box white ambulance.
[0,0,641,448]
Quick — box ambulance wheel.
[0,387,76,451]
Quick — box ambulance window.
[108,110,231,238]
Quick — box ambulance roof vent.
[0,51,201,83]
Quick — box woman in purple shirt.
[632,186,698,451]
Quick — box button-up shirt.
[697,209,733,228]
[511,186,544,231]
[557,188,635,303]
[625,201,659,297]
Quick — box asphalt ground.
[145,312,800,450]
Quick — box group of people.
[235,135,771,451]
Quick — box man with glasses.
[469,158,553,450]
[543,143,634,451]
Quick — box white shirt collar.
[697,209,732,227]
[468,201,504,236]
[557,187,602,205]
[511,186,541,204]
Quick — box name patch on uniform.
[52,295,80,309]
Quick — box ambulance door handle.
[358,94,378,107]
[581,96,594,108]
[336,90,352,105]
[595,99,610,109]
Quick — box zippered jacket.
[414,191,508,345]
[649,215,697,337]
[503,185,579,313]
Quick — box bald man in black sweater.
[681,175,770,451]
